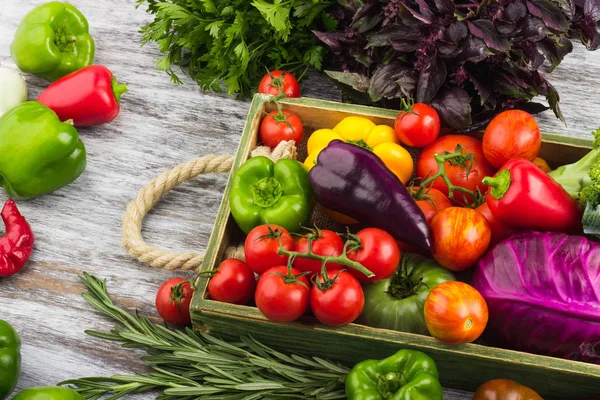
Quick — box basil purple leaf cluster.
[316,0,600,131]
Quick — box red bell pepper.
[482,158,583,233]
[0,200,34,277]
[37,65,128,127]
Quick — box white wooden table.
[1,1,599,399]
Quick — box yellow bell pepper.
[304,116,414,225]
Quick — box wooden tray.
[190,94,599,399]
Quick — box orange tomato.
[424,281,488,344]
[412,187,453,224]
[472,379,543,400]
[430,207,491,271]
[533,157,551,173]
[482,110,541,168]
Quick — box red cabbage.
[471,231,600,363]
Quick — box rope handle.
[122,141,298,271]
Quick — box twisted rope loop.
[122,140,298,271]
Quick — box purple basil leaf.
[437,40,459,54]
[519,41,545,70]
[313,31,346,53]
[446,21,468,41]
[467,20,511,52]
[395,68,419,98]
[514,101,550,115]
[460,37,494,62]
[585,0,600,21]
[415,0,435,20]
[434,0,455,14]
[352,0,379,23]
[520,16,550,42]
[526,0,570,31]
[366,24,423,48]
[431,86,472,131]
[337,0,364,13]
[546,80,565,122]
[495,20,517,34]
[368,61,408,102]
[325,70,370,92]
[556,0,576,19]
[506,0,528,21]
[416,56,447,103]
[468,72,492,105]
[398,0,433,24]
[537,38,572,71]
[555,35,574,61]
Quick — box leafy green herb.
[59,273,348,399]
[135,0,335,97]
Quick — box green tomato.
[357,253,456,335]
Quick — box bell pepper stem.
[252,177,283,208]
[482,169,512,200]
[111,77,129,104]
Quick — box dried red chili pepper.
[0,200,34,277]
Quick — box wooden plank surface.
[0,1,599,399]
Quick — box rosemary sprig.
[59,273,349,399]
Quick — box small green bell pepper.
[229,156,314,234]
[0,101,87,200]
[12,387,84,400]
[346,349,443,400]
[0,320,21,400]
[10,2,95,82]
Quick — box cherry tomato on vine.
[258,70,300,98]
[424,281,488,344]
[482,110,541,169]
[347,228,401,283]
[430,207,491,271]
[259,110,303,149]
[155,277,193,325]
[411,186,453,225]
[311,270,364,326]
[244,224,295,275]
[475,202,516,245]
[472,379,543,400]
[394,102,440,148]
[294,229,344,276]
[208,258,256,305]
[416,135,496,205]
[255,266,310,322]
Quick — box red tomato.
[311,270,364,326]
[430,207,491,271]
[394,103,440,148]
[412,187,453,225]
[208,258,256,305]
[258,70,301,98]
[155,277,193,325]
[424,281,489,344]
[472,379,543,400]
[294,229,344,276]
[347,228,401,283]
[259,110,304,149]
[244,224,295,275]
[482,110,541,168]
[475,202,516,245]
[416,135,496,204]
[255,266,310,322]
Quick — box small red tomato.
[155,277,193,325]
[412,187,453,225]
[347,228,401,283]
[472,379,543,400]
[475,202,516,245]
[311,270,364,326]
[294,229,344,276]
[259,110,304,149]
[482,110,541,168]
[424,281,488,344]
[208,258,256,305]
[258,70,301,98]
[244,224,295,275]
[417,135,496,205]
[431,207,491,271]
[394,103,441,148]
[255,266,310,322]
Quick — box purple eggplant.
[309,140,431,250]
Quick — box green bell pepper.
[10,2,95,82]
[12,387,84,400]
[346,349,443,400]
[229,156,314,234]
[0,101,87,200]
[0,320,21,400]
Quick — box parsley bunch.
[136,0,337,97]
